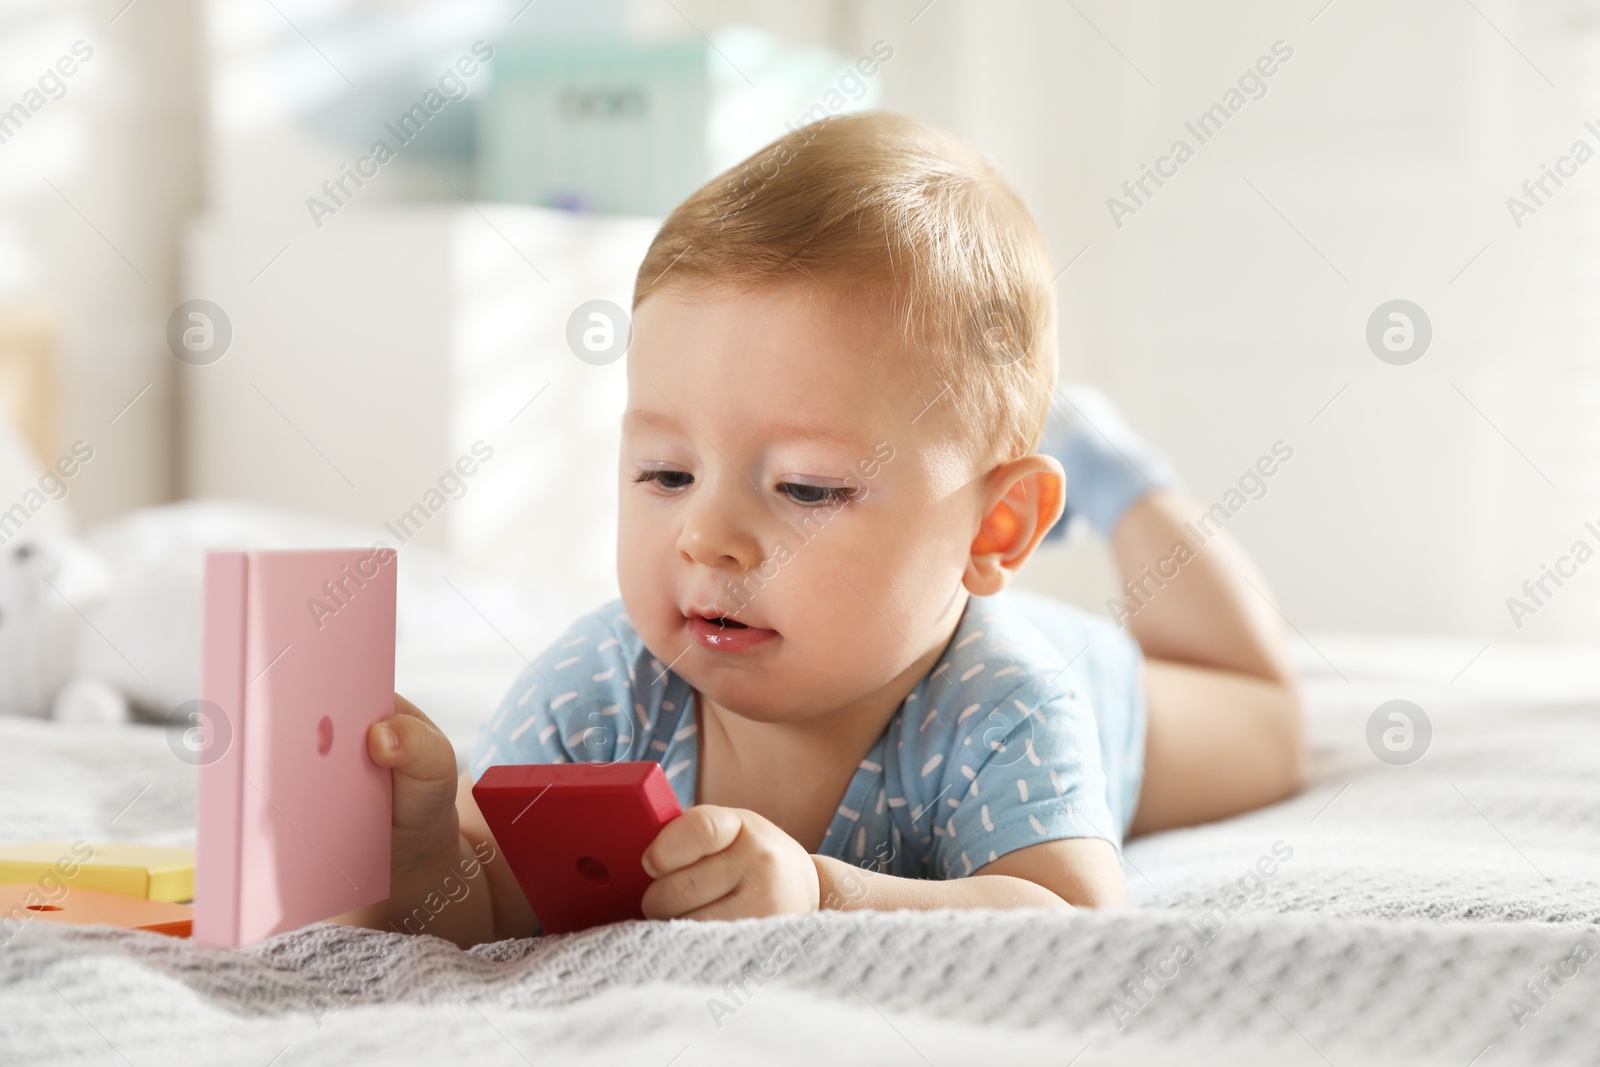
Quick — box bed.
[2,507,1598,1066]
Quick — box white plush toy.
[0,536,132,724]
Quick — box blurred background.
[0,0,1595,680]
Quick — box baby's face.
[618,281,984,724]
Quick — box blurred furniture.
[478,28,884,216]
[0,305,58,465]
[182,205,657,610]
[480,39,709,216]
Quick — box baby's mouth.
[691,611,748,630]
[685,610,777,650]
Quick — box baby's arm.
[817,836,1126,912]
[640,803,1126,920]
[340,697,1125,938]
[331,696,535,948]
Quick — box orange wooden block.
[0,882,193,937]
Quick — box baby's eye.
[634,469,693,492]
[778,482,854,507]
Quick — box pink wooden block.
[193,549,395,947]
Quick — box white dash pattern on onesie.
[468,591,1147,881]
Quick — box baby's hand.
[365,694,462,873]
[640,805,820,920]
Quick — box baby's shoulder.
[898,593,1102,755]
[518,601,656,700]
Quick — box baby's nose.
[675,491,763,572]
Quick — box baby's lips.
[684,606,773,632]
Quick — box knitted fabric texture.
[2,644,1598,1065]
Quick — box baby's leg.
[1041,388,1306,835]
[1113,490,1307,836]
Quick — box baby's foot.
[1040,385,1179,542]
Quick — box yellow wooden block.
[0,841,195,903]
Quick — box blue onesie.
[469,590,1147,879]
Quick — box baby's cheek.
[877,531,974,644]
[616,527,677,633]
[805,547,930,656]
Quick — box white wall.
[12,0,1600,640]
[668,0,1600,641]
[0,0,202,527]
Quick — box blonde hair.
[632,111,1058,463]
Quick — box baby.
[338,112,1306,945]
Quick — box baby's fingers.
[642,805,743,878]
[369,694,458,835]
[369,695,449,769]
[640,853,743,920]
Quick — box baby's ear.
[963,454,1065,597]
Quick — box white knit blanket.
[4,640,1599,1066]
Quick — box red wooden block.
[473,762,683,934]
[0,883,193,937]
